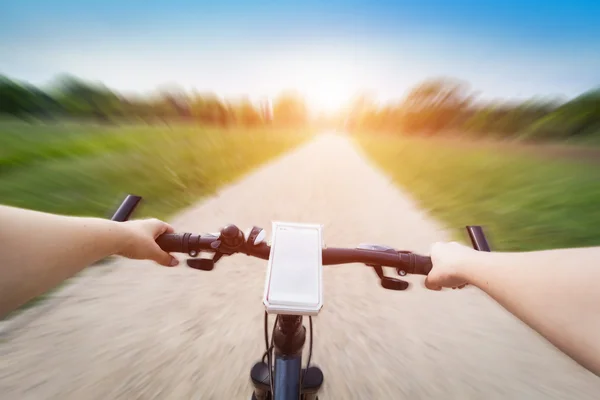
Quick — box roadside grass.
[0,123,310,219]
[0,122,310,318]
[357,134,600,252]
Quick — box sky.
[1,0,599,111]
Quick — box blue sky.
[1,0,599,110]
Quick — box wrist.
[456,249,487,285]
[101,219,130,255]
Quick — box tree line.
[2,73,599,141]
[347,77,600,141]
[0,74,308,127]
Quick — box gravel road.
[1,133,598,399]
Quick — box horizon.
[2,0,600,112]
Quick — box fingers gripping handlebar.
[155,233,213,254]
[155,233,186,252]
[112,195,491,291]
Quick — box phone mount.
[186,225,266,271]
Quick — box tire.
[251,393,272,400]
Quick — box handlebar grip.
[399,253,433,275]
[466,226,491,252]
[156,233,186,252]
[412,254,433,275]
[111,195,142,222]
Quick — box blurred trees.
[1,72,599,141]
[0,76,58,117]
[190,94,230,126]
[0,74,270,128]
[346,77,599,141]
[51,75,123,121]
[272,91,308,126]
[233,98,263,127]
[520,91,600,141]
[401,77,473,134]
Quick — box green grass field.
[0,121,309,219]
[357,134,600,252]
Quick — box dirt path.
[1,133,598,399]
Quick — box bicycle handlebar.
[155,230,434,275]
[112,194,490,290]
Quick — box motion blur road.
[1,134,598,399]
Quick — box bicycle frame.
[273,353,303,399]
[252,314,320,400]
[272,315,306,400]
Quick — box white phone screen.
[264,222,323,315]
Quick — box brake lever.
[187,252,223,271]
[381,276,410,290]
[371,265,409,291]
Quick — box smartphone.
[263,222,323,316]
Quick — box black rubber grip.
[111,195,142,222]
[413,254,433,275]
[156,233,186,252]
[466,226,491,252]
[399,253,433,275]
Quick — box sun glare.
[290,63,355,113]
[304,78,352,113]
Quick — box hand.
[425,241,475,291]
[116,219,179,267]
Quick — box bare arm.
[426,242,600,376]
[0,205,178,318]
